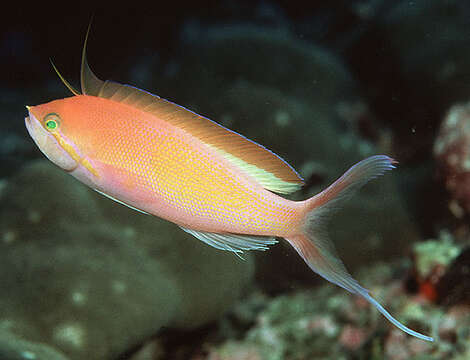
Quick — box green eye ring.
[46,119,57,130]
[43,113,61,131]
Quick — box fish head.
[25,97,88,173]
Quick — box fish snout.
[25,110,78,172]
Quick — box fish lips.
[25,112,78,172]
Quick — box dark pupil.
[46,120,56,129]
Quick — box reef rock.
[434,102,470,217]
[0,329,70,360]
[206,260,470,360]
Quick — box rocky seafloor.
[201,234,470,360]
[2,0,470,359]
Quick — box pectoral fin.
[179,226,277,253]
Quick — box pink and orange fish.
[25,29,433,342]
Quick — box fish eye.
[43,113,61,131]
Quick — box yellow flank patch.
[209,146,302,194]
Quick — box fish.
[24,27,433,342]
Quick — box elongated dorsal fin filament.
[50,59,81,96]
[80,20,105,96]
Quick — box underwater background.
[1,1,470,359]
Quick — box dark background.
[4,2,361,87]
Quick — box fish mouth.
[25,111,78,172]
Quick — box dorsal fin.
[80,31,304,194]
[100,81,304,193]
[81,21,105,96]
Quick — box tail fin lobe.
[286,155,433,342]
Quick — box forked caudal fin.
[286,155,434,342]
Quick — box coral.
[435,246,470,306]
[206,259,470,360]
[434,103,470,217]
[208,288,348,360]
[127,339,164,360]
[206,343,262,360]
[0,329,70,360]
[413,230,460,279]
[0,160,254,360]
[408,231,470,306]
